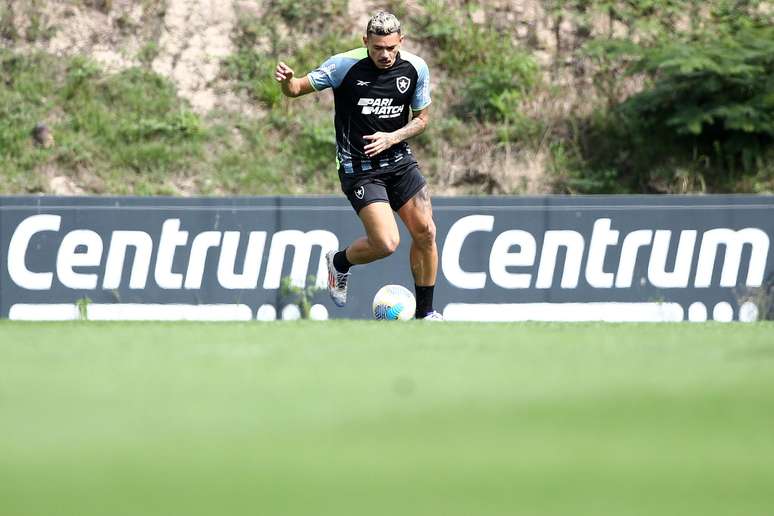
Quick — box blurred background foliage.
[0,0,772,195]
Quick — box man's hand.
[363,132,399,158]
[363,108,430,157]
[274,61,315,98]
[274,61,295,84]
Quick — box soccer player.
[274,11,442,320]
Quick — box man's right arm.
[274,61,316,98]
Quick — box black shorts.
[340,162,427,213]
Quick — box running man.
[274,11,442,320]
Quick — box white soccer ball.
[372,284,416,321]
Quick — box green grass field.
[1,321,773,516]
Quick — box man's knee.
[372,234,400,258]
[413,218,436,249]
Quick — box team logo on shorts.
[396,76,411,94]
[355,186,365,200]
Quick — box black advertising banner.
[1,195,771,321]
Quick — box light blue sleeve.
[404,52,431,111]
[307,49,366,91]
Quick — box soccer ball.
[372,284,416,320]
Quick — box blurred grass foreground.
[1,320,773,516]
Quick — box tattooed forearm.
[391,109,429,144]
[364,109,430,157]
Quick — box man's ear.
[362,35,368,46]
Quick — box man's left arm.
[363,107,430,158]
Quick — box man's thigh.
[385,164,427,212]
[397,185,434,238]
[341,175,391,214]
[358,201,399,244]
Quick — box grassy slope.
[0,46,343,196]
[1,321,773,516]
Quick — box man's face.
[363,32,403,69]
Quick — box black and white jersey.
[307,48,431,175]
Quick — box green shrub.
[0,50,60,190]
[59,63,204,176]
[270,0,348,28]
[224,10,360,108]
[576,23,774,192]
[0,3,18,41]
[221,2,360,191]
[0,50,205,194]
[280,275,322,319]
[414,0,539,123]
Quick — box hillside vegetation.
[0,0,772,196]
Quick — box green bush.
[0,50,60,191]
[59,62,204,178]
[0,50,205,194]
[270,0,348,28]
[224,10,360,109]
[574,24,774,192]
[220,2,361,192]
[414,0,538,123]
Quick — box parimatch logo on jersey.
[357,98,404,118]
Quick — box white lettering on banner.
[441,215,494,289]
[184,231,222,289]
[155,219,189,289]
[694,228,769,287]
[103,231,153,289]
[7,214,61,290]
[647,230,696,288]
[489,230,535,289]
[535,230,585,289]
[615,230,652,288]
[4,213,769,293]
[440,214,769,290]
[585,218,619,288]
[217,231,266,289]
[5,215,338,291]
[57,230,103,289]
[262,230,339,289]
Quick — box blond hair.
[366,11,401,36]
